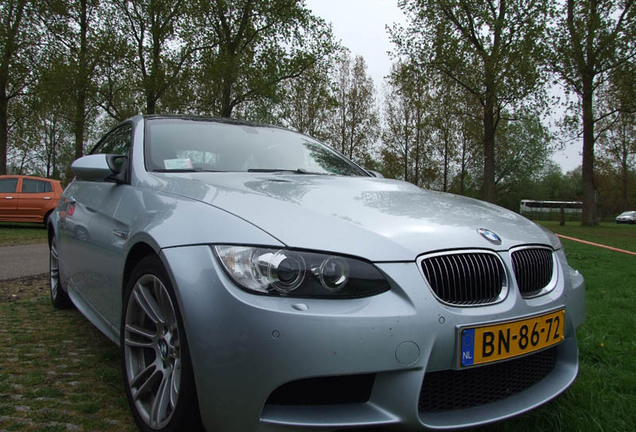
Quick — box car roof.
[0,174,60,183]
[141,114,289,131]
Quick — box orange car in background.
[0,175,64,224]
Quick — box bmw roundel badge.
[478,228,502,245]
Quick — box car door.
[18,178,56,222]
[60,123,134,328]
[0,177,19,220]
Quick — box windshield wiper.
[247,168,326,175]
[152,168,225,173]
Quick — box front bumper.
[161,245,585,431]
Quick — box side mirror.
[71,154,128,183]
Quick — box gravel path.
[0,243,49,281]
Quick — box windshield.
[144,118,368,176]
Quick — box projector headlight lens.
[214,246,389,298]
[318,257,349,293]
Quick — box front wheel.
[49,235,71,309]
[121,255,202,432]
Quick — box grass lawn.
[0,222,634,431]
[0,294,137,431]
[474,223,636,432]
[0,223,47,246]
[540,220,636,253]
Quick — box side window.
[91,123,133,156]
[22,179,53,193]
[0,178,18,193]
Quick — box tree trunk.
[65,0,89,181]
[146,96,156,115]
[581,74,596,226]
[482,96,496,203]
[414,104,420,184]
[0,87,7,175]
[0,0,27,175]
[403,114,409,182]
[620,135,629,210]
[460,130,467,195]
[74,83,87,161]
[220,76,233,117]
[443,129,449,192]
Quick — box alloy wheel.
[123,274,182,429]
[49,238,60,301]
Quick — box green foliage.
[0,0,42,175]
[5,0,119,181]
[549,0,635,225]
[392,0,552,202]
[109,0,198,115]
[0,0,338,177]
[596,153,636,219]
[381,61,432,186]
[594,69,636,217]
[192,0,336,118]
[381,58,556,207]
[531,163,583,202]
[276,59,338,143]
[326,52,379,165]
[493,114,554,209]
[0,0,633,225]
[550,0,634,98]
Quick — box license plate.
[460,309,565,367]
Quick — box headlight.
[214,246,390,298]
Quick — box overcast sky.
[304,0,582,173]
[305,0,404,90]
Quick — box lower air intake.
[419,347,558,412]
[266,374,375,406]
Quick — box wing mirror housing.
[71,154,128,183]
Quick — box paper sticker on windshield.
[164,158,193,170]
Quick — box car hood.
[150,173,557,261]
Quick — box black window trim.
[21,178,53,194]
[89,121,134,184]
[0,177,19,193]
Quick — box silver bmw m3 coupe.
[48,115,586,432]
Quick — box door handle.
[4,196,13,199]
[113,229,130,239]
[43,197,52,200]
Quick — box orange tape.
[556,234,636,256]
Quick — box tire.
[74,225,89,242]
[121,255,202,432]
[43,211,52,226]
[49,235,72,309]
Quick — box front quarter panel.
[126,187,285,251]
[107,187,284,336]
